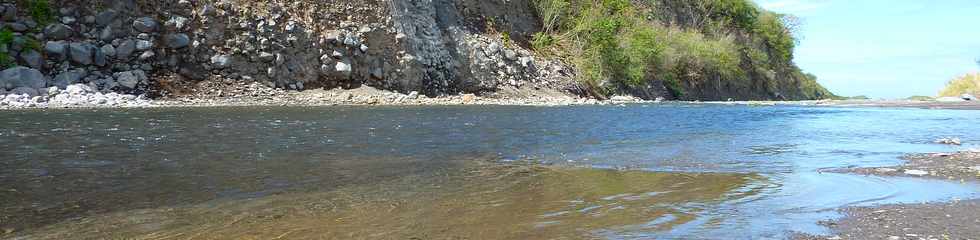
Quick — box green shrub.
[712,0,760,30]
[939,72,980,97]
[0,28,13,45]
[23,37,42,51]
[623,27,665,86]
[501,31,513,47]
[531,32,556,51]
[0,52,12,69]
[755,12,796,63]
[25,0,55,27]
[531,0,830,99]
[533,0,569,33]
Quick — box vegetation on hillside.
[529,0,833,100]
[939,72,980,97]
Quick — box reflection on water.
[2,105,980,239]
[13,163,758,239]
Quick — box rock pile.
[1,84,151,108]
[0,0,582,107]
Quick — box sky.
[755,0,980,99]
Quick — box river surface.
[1,104,979,239]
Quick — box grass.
[0,28,14,69]
[25,0,55,27]
[939,72,980,97]
[527,0,831,100]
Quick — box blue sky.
[755,0,980,98]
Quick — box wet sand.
[1,161,758,239]
[803,151,980,239]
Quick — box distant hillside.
[939,72,979,97]
[529,0,835,100]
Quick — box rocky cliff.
[0,0,830,106]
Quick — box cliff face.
[0,0,830,102]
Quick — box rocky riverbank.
[1,84,661,109]
[799,151,980,240]
[0,0,589,108]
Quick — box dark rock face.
[0,67,48,90]
[3,0,575,101]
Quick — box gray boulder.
[113,70,147,89]
[101,44,116,59]
[0,67,48,90]
[136,39,154,51]
[133,17,159,33]
[9,87,39,97]
[68,42,94,65]
[504,50,518,61]
[6,22,27,32]
[138,51,155,61]
[335,62,351,73]
[96,10,117,27]
[18,50,43,69]
[44,41,68,60]
[43,24,73,40]
[211,54,232,69]
[99,26,114,41]
[51,69,87,89]
[116,39,136,59]
[94,47,107,66]
[164,34,190,49]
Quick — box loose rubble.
[1,84,151,108]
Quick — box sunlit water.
[1,104,979,239]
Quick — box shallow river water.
[1,104,979,239]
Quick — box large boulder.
[51,69,87,89]
[44,41,68,60]
[211,54,232,69]
[101,44,116,59]
[43,24,73,40]
[68,42,94,65]
[94,47,107,66]
[113,70,147,90]
[116,39,136,59]
[164,34,190,49]
[0,67,48,90]
[132,17,159,33]
[18,50,43,69]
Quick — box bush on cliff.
[529,0,833,100]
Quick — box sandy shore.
[800,151,980,240]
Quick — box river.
[1,104,978,239]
